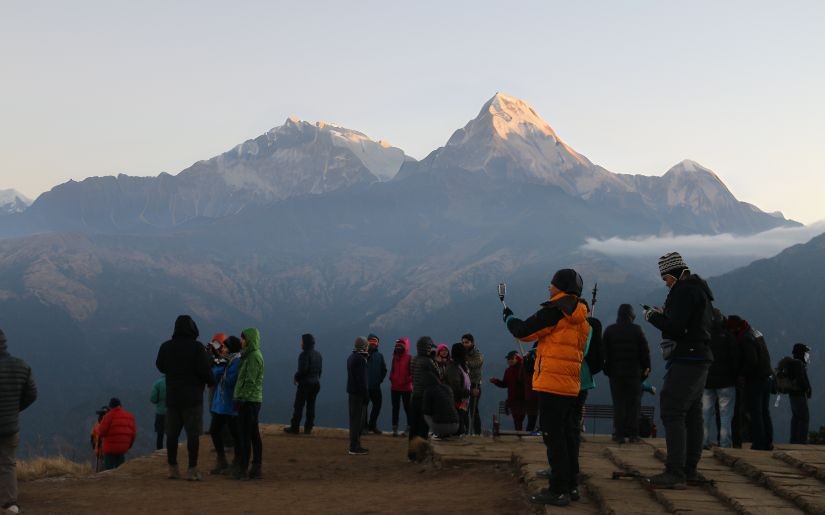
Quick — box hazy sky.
[2,1,823,223]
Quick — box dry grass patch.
[17,456,92,481]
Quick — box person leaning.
[0,328,37,515]
[156,315,216,481]
[643,252,714,488]
[504,269,590,507]
[96,397,136,470]
[285,334,323,435]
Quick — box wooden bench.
[583,403,656,436]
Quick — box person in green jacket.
[149,377,167,450]
[233,327,264,480]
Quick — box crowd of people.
[0,250,817,511]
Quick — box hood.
[394,337,410,356]
[543,292,580,316]
[173,315,199,340]
[416,336,435,357]
[617,303,635,323]
[301,333,316,351]
[242,327,261,354]
[436,343,449,355]
[681,274,714,302]
[725,315,751,339]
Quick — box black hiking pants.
[610,376,643,439]
[348,394,367,451]
[209,413,241,461]
[539,392,578,494]
[290,382,321,432]
[660,361,710,476]
[238,401,262,470]
[166,405,203,468]
[790,394,809,444]
[367,388,383,431]
[745,377,774,450]
[391,390,411,429]
[408,394,429,441]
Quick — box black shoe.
[535,468,551,478]
[304,428,312,435]
[569,488,580,501]
[628,437,642,444]
[283,426,300,434]
[348,447,369,455]
[529,489,570,506]
[647,471,687,489]
[244,464,262,480]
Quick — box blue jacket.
[367,348,387,390]
[211,354,241,416]
[580,327,596,391]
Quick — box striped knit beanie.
[658,252,688,278]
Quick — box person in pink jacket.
[389,337,412,437]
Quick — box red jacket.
[490,360,526,411]
[97,406,136,455]
[389,338,413,392]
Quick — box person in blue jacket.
[209,335,242,475]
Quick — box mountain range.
[0,92,813,454]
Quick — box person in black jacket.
[422,383,460,438]
[284,333,323,435]
[785,343,812,444]
[409,336,440,442]
[643,252,713,488]
[155,315,216,480]
[0,329,37,514]
[727,315,774,450]
[604,304,651,444]
[346,337,369,455]
[702,309,740,448]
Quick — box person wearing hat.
[96,398,137,470]
[785,343,812,444]
[503,268,590,506]
[643,252,714,488]
[0,328,37,515]
[347,337,370,455]
[364,334,387,435]
[285,334,323,435]
[489,351,527,431]
[409,337,440,448]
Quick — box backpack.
[584,317,604,375]
[774,356,800,394]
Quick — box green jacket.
[150,377,167,415]
[234,328,264,403]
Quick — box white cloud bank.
[582,221,825,259]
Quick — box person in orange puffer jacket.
[96,398,137,470]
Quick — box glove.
[502,306,513,323]
[643,306,661,322]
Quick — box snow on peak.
[0,188,31,213]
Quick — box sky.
[1,1,824,223]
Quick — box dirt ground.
[19,425,536,514]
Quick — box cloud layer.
[582,222,825,259]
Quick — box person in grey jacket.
[0,329,38,514]
[284,333,323,435]
[462,333,484,435]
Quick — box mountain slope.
[7,120,409,235]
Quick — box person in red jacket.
[96,398,137,470]
[389,337,412,437]
[489,351,527,430]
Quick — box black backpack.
[774,356,800,394]
[585,317,604,375]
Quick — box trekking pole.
[590,283,598,317]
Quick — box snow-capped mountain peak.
[0,189,31,214]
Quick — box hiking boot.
[528,488,570,506]
[569,488,580,501]
[186,467,202,481]
[628,437,642,444]
[647,470,687,489]
[210,455,229,475]
[244,463,262,480]
[535,468,550,478]
[370,428,382,435]
[167,464,181,479]
[2,503,20,514]
[349,447,369,455]
[611,435,626,444]
[283,426,300,435]
[229,465,246,480]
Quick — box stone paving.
[430,434,825,514]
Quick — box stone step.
[773,449,825,482]
[714,448,825,514]
[647,447,804,515]
[605,445,736,513]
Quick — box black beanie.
[301,333,316,349]
[225,335,242,353]
[551,269,583,296]
[792,343,810,357]
[108,397,122,408]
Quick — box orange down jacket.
[508,293,590,396]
